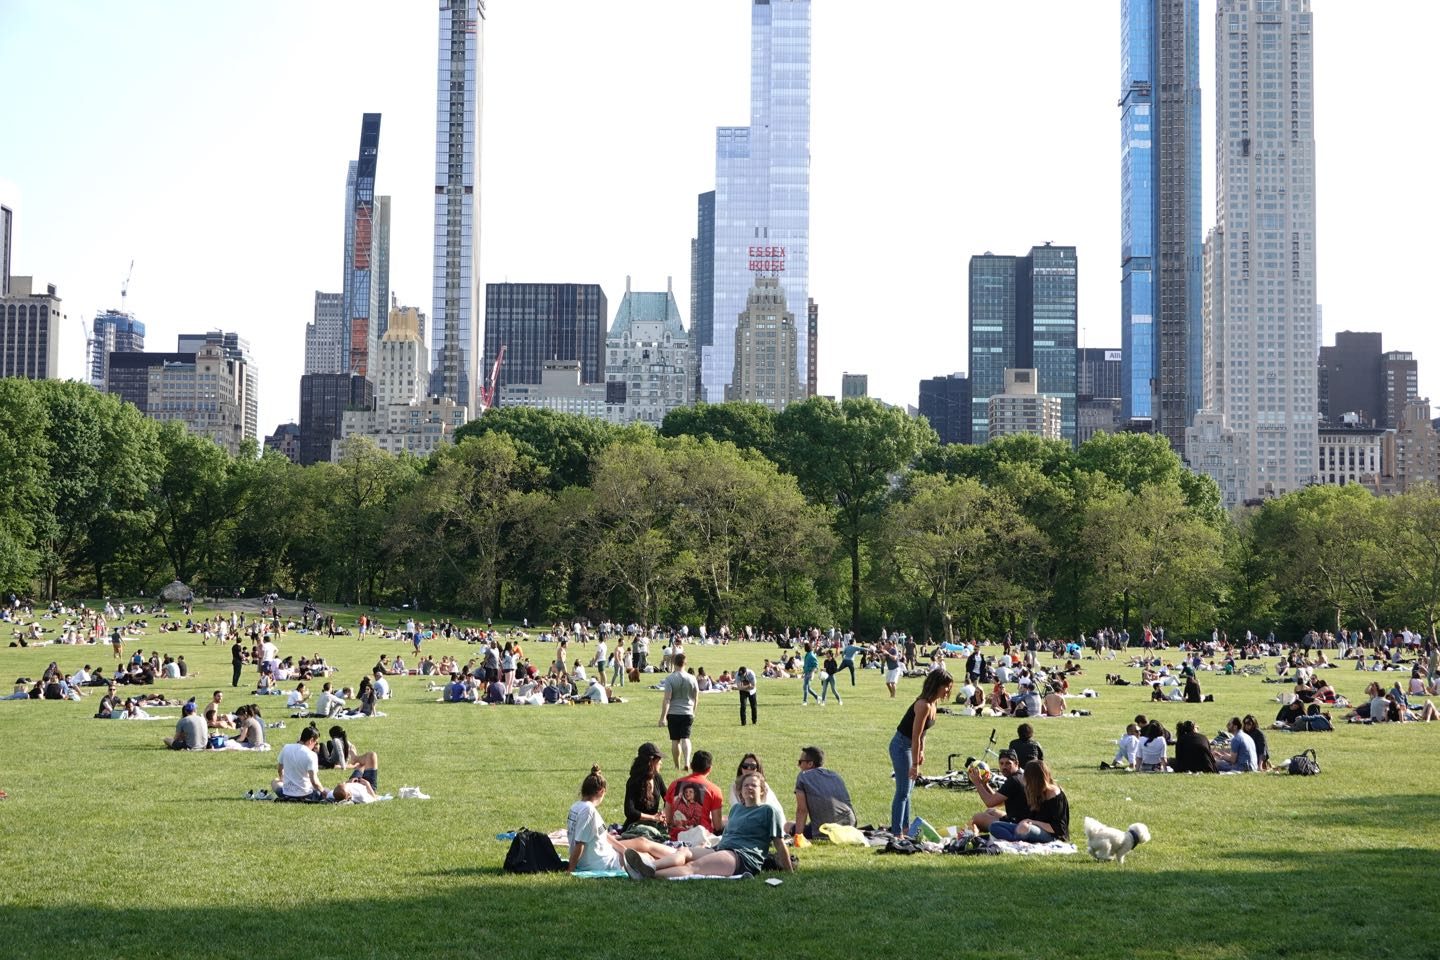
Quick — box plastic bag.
[818,822,867,845]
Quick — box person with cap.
[162,700,207,750]
[966,748,1026,834]
[622,742,668,836]
[658,653,699,771]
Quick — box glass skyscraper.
[89,309,145,389]
[342,113,381,379]
[690,190,715,396]
[431,0,484,412]
[1119,0,1201,446]
[969,246,1078,445]
[701,0,810,404]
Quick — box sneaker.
[800,701,808,707]
[817,701,826,707]
[1100,761,1111,770]
[243,789,255,800]
[623,849,655,880]
[256,789,270,801]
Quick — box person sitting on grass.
[162,701,207,750]
[1041,684,1066,717]
[1171,720,1218,773]
[1009,723,1044,767]
[317,725,380,790]
[664,750,724,840]
[966,748,1026,834]
[567,764,673,873]
[1137,720,1168,772]
[624,770,793,880]
[1216,717,1258,772]
[785,745,856,841]
[273,726,325,801]
[230,704,266,750]
[621,742,668,838]
[988,760,1069,844]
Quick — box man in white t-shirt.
[371,670,391,700]
[275,727,325,800]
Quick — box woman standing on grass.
[888,669,952,835]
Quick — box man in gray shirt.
[659,653,699,772]
[163,701,208,751]
[787,745,856,840]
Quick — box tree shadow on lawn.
[6,852,1434,960]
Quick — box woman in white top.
[1137,721,1168,771]
[566,765,671,873]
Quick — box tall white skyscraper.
[430,0,484,412]
[700,0,811,404]
[305,291,345,375]
[1189,0,1317,506]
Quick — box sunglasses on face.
[740,761,758,770]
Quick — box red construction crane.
[479,344,506,412]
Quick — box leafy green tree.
[1382,485,1440,639]
[882,473,1044,641]
[1074,431,1225,526]
[776,397,937,631]
[1249,484,1388,635]
[0,380,54,592]
[660,402,778,460]
[146,422,237,586]
[1081,479,1224,635]
[453,406,621,490]
[323,438,422,604]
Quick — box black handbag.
[1287,748,1320,776]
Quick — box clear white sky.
[1,1,1434,435]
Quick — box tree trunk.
[850,532,861,632]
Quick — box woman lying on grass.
[623,771,793,879]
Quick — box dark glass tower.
[919,373,972,445]
[1120,0,1202,448]
[969,246,1078,444]
[482,283,608,391]
[690,191,715,397]
[342,113,381,379]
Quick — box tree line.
[2,378,1438,641]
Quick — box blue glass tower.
[342,113,381,380]
[1119,0,1201,447]
[701,0,810,404]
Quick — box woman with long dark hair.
[888,669,952,835]
[989,760,1069,843]
[621,742,667,836]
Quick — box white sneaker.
[243,789,255,801]
[623,849,655,880]
[818,701,826,707]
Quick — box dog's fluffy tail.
[1083,816,1107,836]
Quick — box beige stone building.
[726,275,801,410]
[988,368,1061,441]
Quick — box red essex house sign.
[748,245,786,273]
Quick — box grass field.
[1,605,1436,960]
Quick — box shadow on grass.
[5,852,1435,960]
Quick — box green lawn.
[1,605,1435,960]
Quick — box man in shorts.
[658,653,699,772]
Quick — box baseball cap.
[638,741,663,760]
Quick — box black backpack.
[1287,749,1320,776]
[503,828,565,874]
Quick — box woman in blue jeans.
[988,760,1069,843]
[889,669,952,834]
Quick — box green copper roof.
[608,289,687,339]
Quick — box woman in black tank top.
[887,669,952,835]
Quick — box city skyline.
[1,1,1437,437]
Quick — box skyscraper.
[1077,348,1124,401]
[969,246,1078,444]
[690,190,715,397]
[1190,0,1318,505]
[807,298,818,398]
[918,373,972,445]
[0,277,63,380]
[482,283,607,391]
[177,330,258,446]
[304,291,345,375]
[727,275,801,410]
[342,114,382,379]
[431,0,484,411]
[374,195,392,341]
[90,309,145,389]
[1316,330,1382,425]
[605,278,695,426]
[1120,0,1202,446]
[1,203,11,296]
[701,0,810,404]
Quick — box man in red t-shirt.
[663,750,724,840]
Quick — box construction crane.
[120,259,134,312]
[78,315,94,384]
[479,345,506,412]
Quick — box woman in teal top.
[801,643,819,704]
[622,772,793,879]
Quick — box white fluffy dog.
[1083,816,1151,865]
